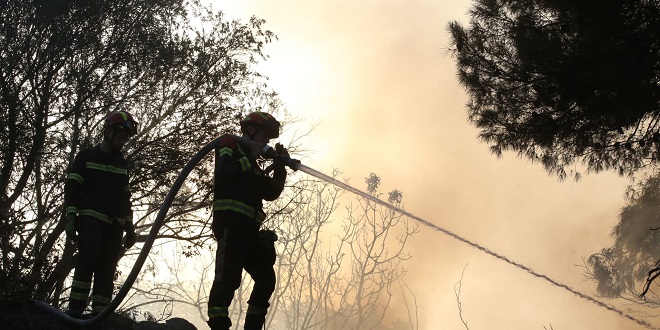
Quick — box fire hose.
[33,136,300,326]
[33,136,660,330]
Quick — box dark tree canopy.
[449,0,660,180]
[0,0,281,307]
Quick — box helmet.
[240,112,280,138]
[105,111,138,135]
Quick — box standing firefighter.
[63,111,138,317]
[208,112,290,330]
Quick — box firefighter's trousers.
[208,215,276,330]
[68,216,123,315]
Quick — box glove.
[123,227,137,249]
[273,143,300,170]
[65,213,77,242]
[271,143,289,169]
[274,143,289,161]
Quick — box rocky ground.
[0,302,199,330]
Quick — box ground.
[0,302,198,330]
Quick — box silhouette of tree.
[119,171,420,329]
[0,0,279,309]
[258,171,418,329]
[586,174,660,304]
[0,2,420,327]
[448,0,660,180]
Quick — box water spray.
[262,149,658,330]
[34,138,658,330]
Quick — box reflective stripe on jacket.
[213,199,266,224]
[64,146,133,228]
[213,134,286,225]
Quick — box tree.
[448,0,660,180]
[448,0,660,319]
[586,173,660,304]
[0,0,279,309]
[0,1,421,327]
[265,171,419,330]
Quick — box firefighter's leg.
[243,230,277,330]
[67,217,102,317]
[91,223,122,314]
[208,226,247,330]
[244,304,269,330]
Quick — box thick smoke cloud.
[212,1,644,329]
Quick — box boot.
[244,312,266,330]
[66,299,86,319]
[208,316,232,330]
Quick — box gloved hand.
[275,143,301,170]
[65,213,77,242]
[272,143,290,167]
[123,228,137,249]
[274,143,289,159]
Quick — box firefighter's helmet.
[105,111,138,135]
[240,112,280,138]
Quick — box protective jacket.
[64,146,133,227]
[212,134,286,225]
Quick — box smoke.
[209,1,651,329]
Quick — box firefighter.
[207,112,289,330]
[63,110,138,318]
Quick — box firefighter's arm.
[123,222,137,249]
[123,172,137,249]
[63,184,80,241]
[262,176,286,201]
[122,211,137,249]
[262,144,288,201]
[63,153,85,241]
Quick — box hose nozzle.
[262,145,301,171]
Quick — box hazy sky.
[208,1,648,329]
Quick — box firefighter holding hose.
[207,112,291,330]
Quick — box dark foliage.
[0,0,281,309]
[448,0,660,180]
[587,175,660,301]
